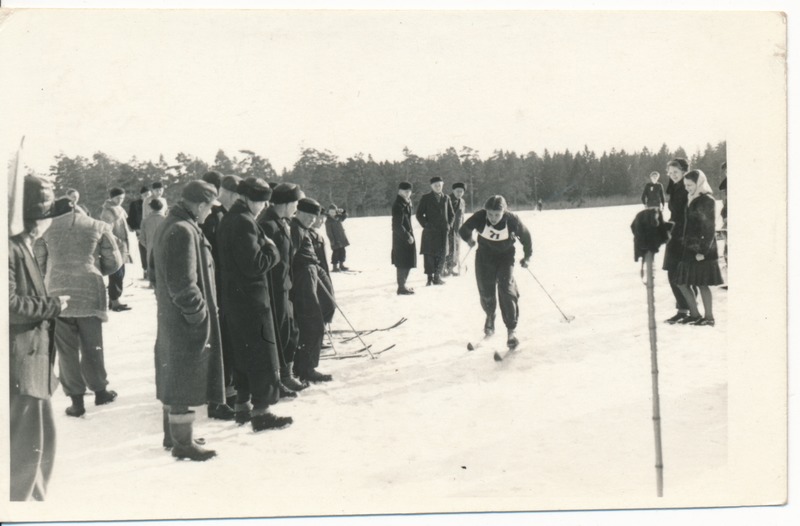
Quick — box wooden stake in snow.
[645,250,664,497]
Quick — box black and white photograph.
[1,2,793,525]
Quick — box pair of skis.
[321,317,406,360]
[467,333,519,362]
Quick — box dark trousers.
[667,268,696,312]
[233,370,274,411]
[293,265,325,374]
[271,289,299,369]
[10,394,56,501]
[218,310,236,399]
[108,264,125,302]
[331,247,346,266]
[138,242,147,271]
[423,254,444,276]
[396,267,411,289]
[54,316,109,396]
[317,271,336,324]
[475,250,520,330]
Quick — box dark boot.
[332,263,340,272]
[432,274,446,285]
[94,389,118,405]
[207,402,236,420]
[169,412,216,461]
[65,395,86,417]
[339,263,349,271]
[484,314,496,336]
[251,410,293,432]
[279,383,298,400]
[298,368,333,384]
[397,287,415,295]
[426,275,433,286]
[163,408,207,449]
[281,362,308,391]
[234,403,252,425]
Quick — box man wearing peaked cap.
[200,174,246,422]
[8,175,70,501]
[215,177,293,432]
[416,175,454,285]
[290,196,334,384]
[258,184,306,394]
[150,179,228,460]
[445,182,467,277]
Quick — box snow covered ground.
[25,204,731,521]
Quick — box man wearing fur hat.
[151,180,227,460]
[291,197,334,383]
[459,195,533,348]
[258,182,308,393]
[9,175,70,500]
[199,173,243,420]
[216,177,293,432]
[444,182,467,277]
[35,197,123,418]
[100,187,132,312]
[416,176,454,285]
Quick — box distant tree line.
[40,142,726,218]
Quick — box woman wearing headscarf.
[674,170,724,326]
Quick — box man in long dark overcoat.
[216,177,293,432]
[415,176,454,285]
[258,183,307,393]
[392,181,416,295]
[151,180,225,461]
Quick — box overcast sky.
[0,9,783,174]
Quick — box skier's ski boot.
[507,329,519,349]
[484,315,495,337]
[339,264,349,271]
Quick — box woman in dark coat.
[151,181,225,460]
[9,175,68,501]
[392,182,416,294]
[675,170,723,326]
[216,178,292,432]
[415,176,454,285]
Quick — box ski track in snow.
[41,204,727,520]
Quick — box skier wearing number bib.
[458,195,533,348]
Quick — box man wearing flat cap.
[200,173,243,420]
[151,180,226,460]
[392,181,417,294]
[100,187,132,312]
[216,177,294,432]
[9,175,71,500]
[258,182,308,393]
[416,176,454,285]
[445,182,467,277]
[290,197,334,383]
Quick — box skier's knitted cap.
[237,177,272,202]
[398,181,412,190]
[484,195,507,211]
[221,174,242,192]
[452,182,465,190]
[23,175,56,220]
[201,170,223,191]
[109,187,125,198]
[139,186,150,195]
[151,181,164,189]
[297,197,322,215]
[429,176,443,184]
[181,180,221,206]
[270,183,302,204]
[53,197,75,216]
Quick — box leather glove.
[467,239,476,248]
[520,257,530,268]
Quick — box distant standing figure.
[100,187,132,312]
[65,188,90,216]
[459,195,533,347]
[9,175,69,501]
[143,181,168,222]
[325,204,350,272]
[444,182,466,277]
[536,199,543,212]
[391,181,416,295]
[36,197,123,418]
[139,198,168,283]
[128,186,152,279]
[718,161,728,271]
[151,180,226,460]
[674,170,723,326]
[641,171,666,209]
[416,176,454,286]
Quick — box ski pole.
[325,324,338,356]
[459,244,474,272]
[523,266,575,323]
[645,251,664,497]
[317,278,377,359]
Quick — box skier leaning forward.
[458,195,533,347]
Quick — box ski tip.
[467,342,475,351]
[493,351,503,362]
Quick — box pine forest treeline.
[43,142,726,218]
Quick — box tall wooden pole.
[645,250,664,497]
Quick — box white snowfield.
[43,204,727,520]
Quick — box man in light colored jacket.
[100,187,131,311]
